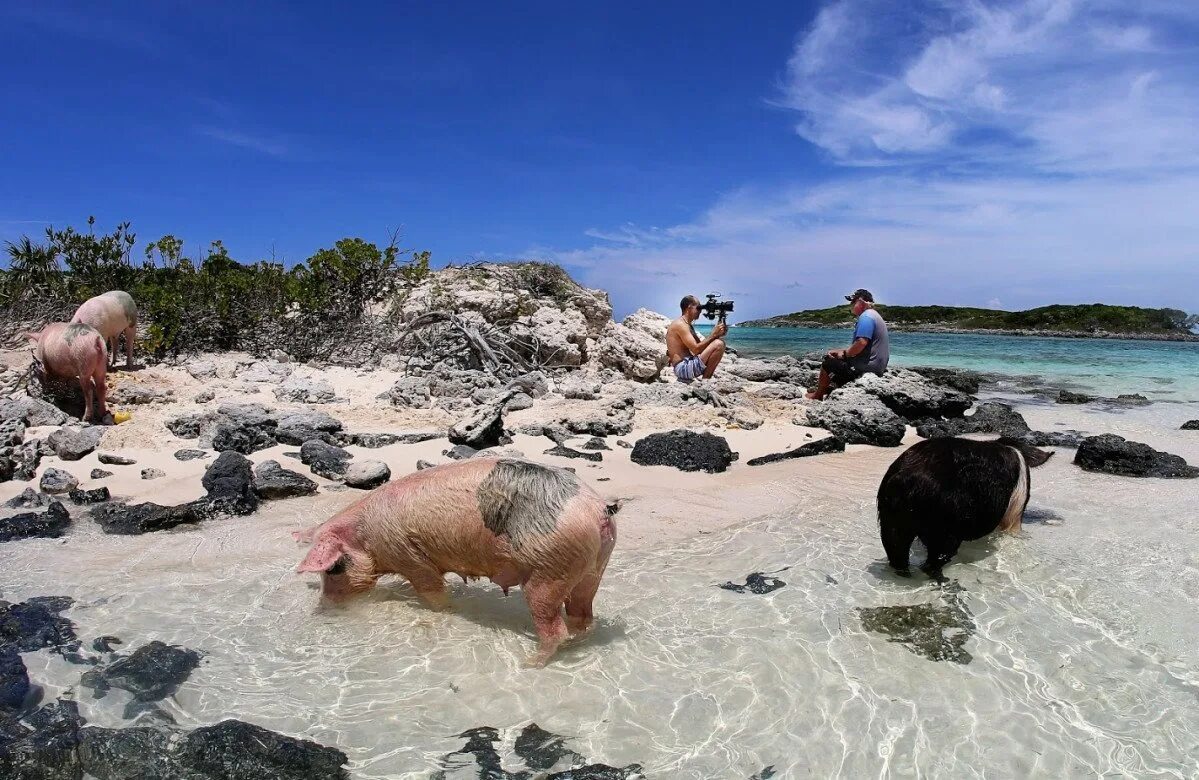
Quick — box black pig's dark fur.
[877,437,1053,576]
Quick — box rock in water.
[343,461,391,489]
[1181,420,1199,430]
[46,426,105,461]
[201,451,258,515]
[300,440,353,479]
[747,436,846,466]
[81,641,202,719]
[92,502,208,535]
[1073,434,1199,478]
[805,385,906,447]
[0,501,70,543]
[915,401,1031,439]
[253,460,318,500]
[0,596,79,655]
[630,430,737,473]
[39,468,79,494]
[719,572,787,594]
[0,650,30,716]
[175,719,349,779]
[1056,390,1096,404]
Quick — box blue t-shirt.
[851,308,890,375]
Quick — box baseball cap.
[844,288,874,302]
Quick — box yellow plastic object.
[112,410,132,424]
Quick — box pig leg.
[107,337,117,368]
[92,360,109,420]
[402,564,451,610]
[79,373,95,423]
[566,543,613,635]
[123,325,135,368]
[524,577,573,667]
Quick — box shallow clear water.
[5,398,1199,778]
[714,326,1199,402]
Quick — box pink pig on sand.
[71,290,138,369]
[26,322,109,422]
[296,457,617,666]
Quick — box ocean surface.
[714,325,1199,402]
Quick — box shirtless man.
[666,295,727,382]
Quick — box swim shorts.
[673,355,706,382]
[822,355,862,387]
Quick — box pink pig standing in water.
[295,457,617,666]
[26,322,109,422]
[71,290,138,369]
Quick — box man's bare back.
[666,318,699,366]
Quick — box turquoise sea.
[711,325,1199,402]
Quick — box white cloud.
[539,1,1199,320]
[196,126,290,157]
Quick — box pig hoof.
[566,617,593,635]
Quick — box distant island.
[739,303,1199,342]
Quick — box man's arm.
[676,321,726,356]
[844,337,870,358]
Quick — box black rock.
[630,430,737,473]
[201,451,258,515]
[92,636,122,653]
[253,460,318,500]
[90,469,113,480]
[444,444,478,460]
[747,436,845,466]
[5,487,51,509]
[300,440,352,480]
[0,596,78,655]
[1056,390,1096,404]
[274,411,343,446]
[0,501,70,543]
[0,650,31,717]
[211,421,277,455]
[719,572,787,594]
[79,725,176,778]
[176,719,349,779]
[616,440,632,449]
[92,501,208,535]
[1182,420,1199,430]
[0,698,85,779]
[81,640,202,718]
[543,445,603,462]
[97,453,136,466]
[348,430,441,448]
[8,441,44,481]
[69,487,110,505]
[173,448,208,461]
[1115,393,1151,405]
[39,467,79,494]
[141,467,166,480]
[1073,434,1199,478]
[909,366,982,395]
[1023,430,1085,448]
[165,412,209,438]
[916,402,1031,439]
[515,723,584,771]
[581,437,611,451]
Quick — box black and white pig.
[876,437,1053,576]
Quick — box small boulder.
[581,437,611,451]
[915,401,1031,439]
[253,460,318,500]
[175,719,350,780]
[69,487,110,505]
[90,468,113,479]
[344,461,391,490]
[46,426,105,461]
[504,392,534,412]
[81,640,202,719]
[210,421,277,455]
[5,487,51,509]
[448,391,512,450]
[0,501,70,543]
[185,360,217,380]
[1073,434,1199,478]
[0,395,69,427]
[140,468,165,480]
[1057,390,1095,404]
[445,444,478,460]
[630,430,737,473]
[909,366,982,395]
[97,452,136,466]
[274,375,337,404]
[0,417,25,447]
[300,440,352,479]
[39,468,79,494]
[201,451,258,515]
[92,501,208,535]
[415,459,436,471]
[561,376,602,400]
[193,389,216,404]
[805,385,906,447]
[543,445,603,462]
[173,449,207,461]
[1180,420,1199,430]
[275,411,343,446]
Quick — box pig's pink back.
[71,292,133,339]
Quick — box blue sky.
[3,1,1198,320]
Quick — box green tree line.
[0,217,431,360]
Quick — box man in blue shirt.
[806,288,890,400]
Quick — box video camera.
[699,293,734,324]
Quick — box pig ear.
[296,538,345,573]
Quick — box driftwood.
[398,311,533,377]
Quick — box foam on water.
[5,396,1199,777]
